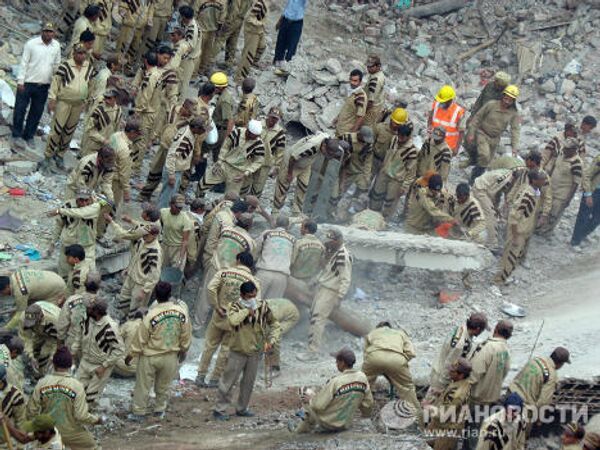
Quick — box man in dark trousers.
[273,0,307,75]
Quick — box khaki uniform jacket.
[68,17,93,55]
[235,93,259,127]
[508,184,541,236]
[53,201,101,247]
[476,408,527,450]
[112,218,162,245]
[212,225,256,270]
[66,259,93,296]
[120,0,152,28]
[365,71,385,108]
[219,127,266,175]
[508,356,558,408]
[152,0,173,16]
[87,67,111,106]
[469,337,511,405]
[160,209,193,247]
[430,324,475,390]
[49,58,95,104]
[56,292,97,344]
[227,0,253,23]
[372,121,395,163]
[109,131,133,198]
[335,87,367,135]
[195,0,228,31]
[9,271,66,320]
[453,196,486,243]
[203,207,235,263]
[428,378,471,431]
[473,168,514,203]
[468,100,520,149]
[245,0,268,33]
[470,84,505,117]
[255,227,295,275]
[309,368,374,431]
[283,132,328,171]
[159,64,179,110]
[0,383,27,445]
[130,300,192,356]
[350,209,386,231]
[80,0,112,36]
[417,138,452,183]
[583,154,600,193]
[172,39,192,70]
[542,133,586,175]
[66,153,114,201]
[183,19,201,60]
[165,124,196,175]
[127,238,162,293]
[227,298,281,355]
[134,66,162,114]
[27,372,99,438]
[364,327,416,361]
[551,153,583,203]
[267,298,299,332]
[290,234,325,280]
[82,102,122,152]
[213,89,234,128]
[317,245,352,298]
[21,302,60,361]
[381,137,418,190]
[261,120,286,169]
[73,315,124,368]
[405,186,455,233]
[507,167,552,218]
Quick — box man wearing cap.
[452,183,487,245]
[115,224,162,319]
[425,357,473,450]
[362,322,421,423]
[3,413,63,449]
[12,23,61,146]
[364,55,385,128]
[370,123,419,218]
[168,26,192,74]
[335,69,367,136]
[0,271,65,331]
[405,174,456,235]
[28,347,101,448]
[299,229,352,359]
[469,71,512,119]
[178,6,201,95]
[195,0,228,75]
[47,188,101,278]
[272,133,331,215]
[417,127,452,184]
[236,0,268,81]
[475,393,527,450]
[561,423,586,450]
[154,45,179,139]
[372,108,410,176]
[428,85,465,155]
[291,347,373,433]
[21,302,60,378]
[80,89,122,157]
[466,85,521,183]
[197,121,266,196]
[235,78,259,127]
[538,138,583,235]
[160,194,193,269]
[41,44,95,173]
[207,72,235,161]
[65,147,115,203]
[0,364,27,448]
[72,299,124,408]
[336,126,374,203]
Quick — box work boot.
[205,379,219,388]
[194,374,205,388]
[213,410,230,421]
[236,409,254,417]
[53,155,66,171]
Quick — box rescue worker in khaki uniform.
[541,122,585,175]
[127,282,191,421]
[214,0,254,70]
[40,45,95,173]
[453,183,487,245]
[64,244,93,297]
[425,358,472,450]
[65,147,115,201]
[370,124,419,218]
[572,148,600,246]
[73,299,124,407]
[160,194,193,268]
[21,302,61,378]
[195,252,258,388]
[28,347,101,449]
[185,199,207,274]
[364,55,385,128]
[113,308,146,377]
[272,133,331,215]
[298,229,352,360]
[65,6,98,55]
[494,170,547,284]
[417,127,452,184]
[142,0,173,54]
[476,393,527,450]
[372,108,409,175]
[115,0,153,64]
[80,89,121,156]
[405,174,455,235]
[109,204,162,247]
[290,219,325,283]
[206,72,235,161]
[538,138,583,234]
[154,44,179,141]
[469,71,511,119]
[236,0,268,81]
[169,26,192,78]
[255,215,295,300]
[178,6,201,95]
[0,364,27,449]
[195,0,228,75]
[85,53,120,109]
[427,85,466,155]
[466,85,521,183]
[235,78,259,127]
[334,69,367,135]
[79,0,112,54]
[108,118,142,209]
[57,272,101,352]
[336,126,375,202]
[212,215,256,273]
[362,322,422,424]
[290,348,373,433]
[266,298,300,374]
[197,121,266,196]
[213,281,280,420]
[1,337,25,391]
[0,271,66,331]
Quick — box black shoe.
[213,410,230,421]
[53,155,66,171]
[236,409,254,417]
[205,379,219,388]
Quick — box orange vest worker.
[431,101,465,153]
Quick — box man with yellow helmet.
[427,85,465,154]
[466,84,521,183]
[470,71,511,118]
[372,107,410,176]
[207,72,236,162]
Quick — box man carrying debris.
[290,219,325,283]
[417,127,452,184]
[405,174,455,235]
[290,347,373,433]
[28,347,102,449]
[160,194,193,269]
[0,271,66,330]
[41,44,96,173]
[475,393,527,450]
[235,78,259,127]
[571,147,600,246]
[64,244,92,297]
[494,170,548,284]
[453,183,487,245]
[195,252,259,388]
[334,69,367,135]
[298,229,352,361]
[427,85,465,155]
[21,302,60,378]
[362,321,422,425]
[541,122,584,174]
[255,215,295,300]
[236,0,268,81]
[213,281,280,420]
[469,71,511,119]
[80,89,122,156]
[466,85,521,183]
[128,281,191,422]
[364,55,385,128]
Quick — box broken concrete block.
[317,101,341,129]
[324,58,343,75]
[539,79,557,94]
[6,160,36,175]
[285,75,304,97]
[311,70,339,86]
[560,79,577,96]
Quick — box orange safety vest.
[431,101,465,152]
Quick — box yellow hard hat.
[210,71,228,87]
[435,85,456,103]
[391,107,408,125]
[503,85,519,99]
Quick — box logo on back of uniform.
[334,381,367,398]
[151,309,187,327]
[40,384,77,399]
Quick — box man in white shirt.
[12,23,61,145]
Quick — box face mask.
[533,187,541,197]
[240,297,257,311]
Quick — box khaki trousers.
[131,112,156,176]
[308,286,340,352]
[143,15,169,53]
[93,33,108,54]
[161,243,182,268]
[197,312,230,381]
[118,275,152,319]
[45,100,84,158]
[179,58,198,97]
[140,144,168,200]
[132,352,179,415]
[369,171,404,218]
[193,264,216,329]
[242,165,270,198]
[256,269,288,300]
[272,165,311,214]
[271,302,300,367]
[215,350,259,414]
[197,30,218,75]
[364,105,384,129]
[538,196,569,234]
[214,19,244,68]
[76,358,113,407]
[113,357,137,377]
[494,228,530,283]
[197,163,245,197]
[472,189,498,249]
[61,429,98,450]
[475,131,500,168]
[235,29,266,81]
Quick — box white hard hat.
[248,120,263,135]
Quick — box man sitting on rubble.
[404,173,456,235]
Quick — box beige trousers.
[308,286,340,352]
[132,352,179,414]
[235,29,266,81]
[272,165,311,214]
[45,100,84,158]
[472,189,498,249]
[76,358,113,407]
[197,163,245,197]
[197,312,230,381]
[118,275,152,319]
[215,350,259,414]
[494,229,531,283]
